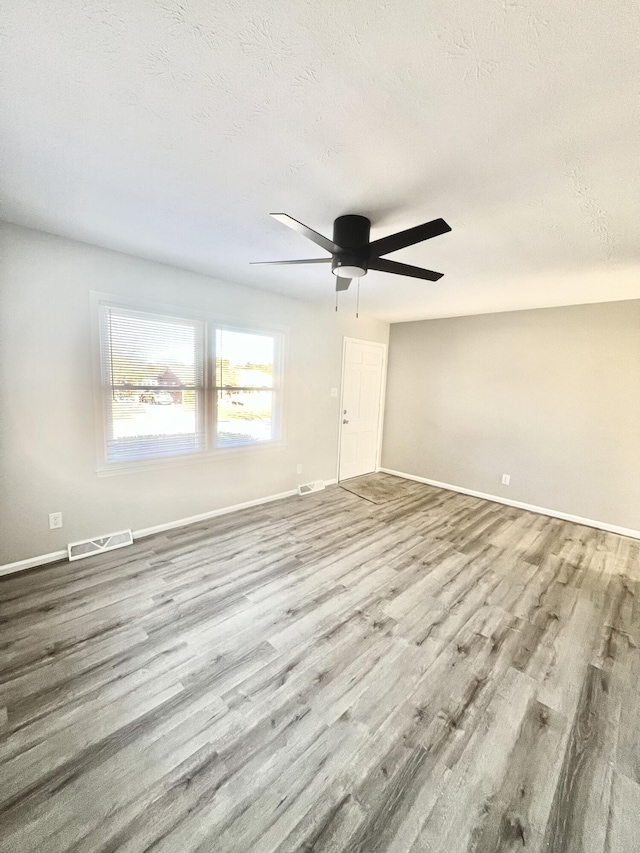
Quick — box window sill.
[96,439,287,477]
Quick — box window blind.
[100,306,205,462]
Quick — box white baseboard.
[134,488,299,538]
[380,467,640,541]
[0,550,68,578]
[0,480,338,578]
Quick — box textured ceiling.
[1,0,639,321]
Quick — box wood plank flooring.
[1,474,639,852]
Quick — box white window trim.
[91,292,288,476]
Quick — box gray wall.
[0,223,388,565]
[382,301,640,531]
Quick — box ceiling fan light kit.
[334,264,366,278]
[252,211,451,296]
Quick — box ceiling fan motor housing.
[332,215,371,278]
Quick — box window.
[98,301,283,468]
[215,328,277,448]
[100,306,206,463]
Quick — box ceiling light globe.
[333,265,367,278]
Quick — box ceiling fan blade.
[270,213,341,254]
[368,217,451,258]
[368,257,444,281]
[335,278,351,292]
[250,258,332,265]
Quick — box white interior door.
[339,338,386,481]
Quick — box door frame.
[336,336,388,482]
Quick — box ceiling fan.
[252,213,451,291]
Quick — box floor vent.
[298,481,326,496]
[68,529,133,562]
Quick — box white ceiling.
[1,1,638,322]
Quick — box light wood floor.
[1,475,639,852]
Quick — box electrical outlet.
[501,474,510,486]
[49,511,63,529]
[296,464,303,475]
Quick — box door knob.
[343,419,349,424]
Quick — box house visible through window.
[98,303,282,466]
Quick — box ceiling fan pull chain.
[356,277,360,319]
[335,289,338,312]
